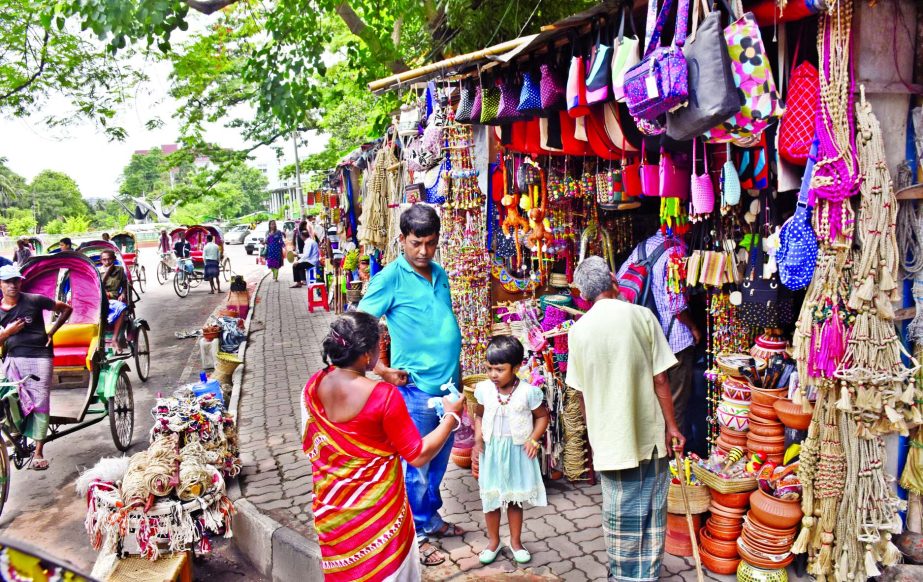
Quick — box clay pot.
[743,514,797,538]
[737,538,794,569]
[715,435,734,453]
[711,500,747,517]
[700,527,740,559]
[707,522,743,542]
[747,438,785,456]
[699,544,741,575]
[748,489,803,530]
[749,401,779,421]
[708,514,743,528]
[749,420,785,438]
[722,377,752,402]
[741,523,795,552]
[773,398,813,431]
[665,513,702,557]
[710,490,752,509]
[718,398,751,431]
[750,387,787,407]
[721,427,749,448]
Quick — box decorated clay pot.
[748,489,803,530]
[718,399,751,431]
[773,398,813,431]
[710,489,752,509]
[749,401,779,421]
[699,544,741,575]
[721,427,749,448]
[722,377,752,402]
[736,560,790,582]
[750,387,787,407]
[700,527,740,559]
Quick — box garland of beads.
[705,292,754,450]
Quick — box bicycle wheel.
[157,261,168,285]
[132,326,150,382]
[189,271,203,288]
[222,257,232,282]
[108,370,134,451]
[137,266,147,293]
[173,271,189,298]
[0,433,10,519]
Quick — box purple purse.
[540,62,566,111]
[624,0,690,121]
[659,147,691,199]
[496,76,520,121]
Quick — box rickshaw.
[172,225,231,298]
[0,252,136,518]
[76,241,151,383]
[111,231,146,294]
[27,236,43,255]
[156,227,187,286]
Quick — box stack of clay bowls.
[747,386,786,464]
[698,490,750,575]
[773,398,813,432]
[738,489,802,571]
[716,377,752,453]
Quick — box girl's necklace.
[496,381,518,406]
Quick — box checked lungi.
[600,453,669,582]
[1,356,53,441]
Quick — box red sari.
[302,368,423,581]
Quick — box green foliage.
[87,198,130,230]
[62,214,92,233]
[26,170,89,227]
[43,218,65,234]
[0,157,26,207]
[3,208,37,236]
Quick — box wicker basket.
[491,322,511,336]
[692,464,758,494]
[549,273,568,288]
[667,483,711,514]
[214,352,243,386]
[462,374,488,419]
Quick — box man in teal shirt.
[358,204,463,567]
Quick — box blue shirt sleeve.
[357,268,394,318]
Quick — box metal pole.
[293,132,304,217]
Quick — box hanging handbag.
[704,0,783,143]
[739,242,794,327]
[623,155,643,196]
[455,80,475,123]
[540,61,566,111]
[777,140,819,290]
[496,75,520,122]
[700,250,728,287]
[518,69,542,116]
[666,0,741,141]
[640,142,660,197]
[778,32,819,165]
[567,53,591,118]
[398,104,421,137]
[659,148,691,199]
[611,4,640,102]
[624,0,690,121]
[480,78,501,124]
[690,138,715,215]
[720,143,741,205]
[586,22,614,105]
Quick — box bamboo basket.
[462,374,488,419]
[692,464,758,494]
[667,482,711,514]
[214,352,243,386]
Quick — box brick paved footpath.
[237,269,732,581]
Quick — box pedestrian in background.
[567,256,684,582]
[58,237,73,252]
[203,234,222,294]
[358,204,464,566]
[264,220,285,282]
[472,335,548,565]
[302,312,464,580]
[158,229,171,254]
[12,239,32,265]
[291,232,319,289]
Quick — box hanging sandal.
[430,522,464,538]
[419,543,445,566]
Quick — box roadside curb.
[226,271,324,582]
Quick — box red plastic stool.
[307,283,330,313]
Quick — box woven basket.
[549,273,568,288]
[491,322,511,336]
[462,374,488,419]
[214,352,242,385]
[667,483,711,514]
[692,465,758,494]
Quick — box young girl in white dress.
[473,335,549,564]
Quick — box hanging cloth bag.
[721,144,742,205]
[777,32,819,166]
[739,238,794,327]
[690,138,715,215]
[455,80,475,123]
[776,140,819,289]
[624,0,690,121]
[586,22,614,105]
[641,142,660,197]
[611,4,641,102]
[567,50,591,118]
[660,147,691,199]
[540,61,566,111]
[666,0,741,141]
[518,69,543,116]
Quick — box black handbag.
[665,0,741,141]
[739,242,793,328]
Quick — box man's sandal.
[430,523,464,538]
[31,459,49,471]
[419,543,445,566]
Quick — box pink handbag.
[690,139,715,215]
[640,143,660,197]
[659,148,691,199]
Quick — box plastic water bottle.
[192,371,224,403]
[427,380,461,416]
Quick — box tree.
[27,170,89,228]
[0,157,26,208]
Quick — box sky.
[0,15,328,200]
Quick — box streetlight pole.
[292,132,304,218]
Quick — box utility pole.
[293,132,304,218]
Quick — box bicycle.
[156,252,175,285]
[173,258,202,298]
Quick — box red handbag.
[778,35,818,166]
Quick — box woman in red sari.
[302,312,464,581]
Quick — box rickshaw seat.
[49,323,99,370]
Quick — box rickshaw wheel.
[173,270,190,298]
[221,257,232,282]
[137,266,147,293]
[157,260,169,285]
[0,437,10,519]
[133,327,150,382]
[108,370,134,452]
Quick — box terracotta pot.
[708,514,743,528]
[665,513,702,557]
[749,401,779,421]
[749,421,785,437]
[749,489,803,530]
[715,435,734,453]
[710,490,752,509]
[722,377,752,401]
[721,427,749,447]
[741,525,794,552]
[773,398,813,431]
[743,514,797,538]
[718,398,751,431]
[750,387,787,407]
[700,527,740,559]
[737,538,794,569]
[707,523,743,542]
[699,544,741,575]
[711,500,747,516]
[747,441,785,456]
[766,453,784,465]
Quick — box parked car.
[225,225,251,245]
[244,222,269,255]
